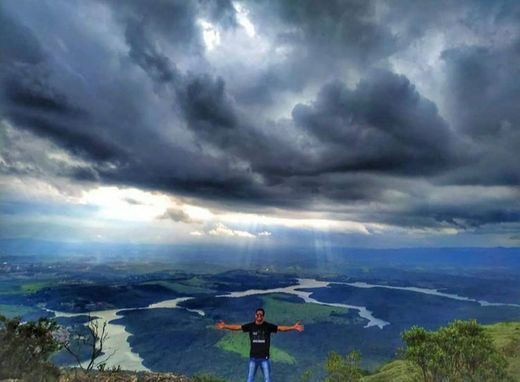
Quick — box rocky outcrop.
[58,370,192,382]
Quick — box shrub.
[0,314,61,381]
[401,320,511,382]
[324,350,362,382]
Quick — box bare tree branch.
[60,313,114,372]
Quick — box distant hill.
[2,239,519,273]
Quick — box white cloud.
[218,212,371,234]
[198,19,221,50]
[233,2,256,37]
[80,186,171,221]
[258,231,272,237]
[182,205,214,221]
[208,223,256,238]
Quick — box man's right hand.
[293,322,304,332]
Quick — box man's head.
[255,308,265,324]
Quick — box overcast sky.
[1,0,519,248]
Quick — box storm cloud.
[292,70,458,175]
[1,0,519,242]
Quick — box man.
[215,308,304,382]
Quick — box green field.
[216,332,296,364]
[110,262,178,274]
[0,279,55,295]
[140,278,216,295]
[259,293,349,324]
[20,281,54,293]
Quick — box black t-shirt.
[241,321,278,358]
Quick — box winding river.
[50,297,205,371]
[48,277,519,371]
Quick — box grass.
[182,276,210,288]
[361,360,421,382]
[20,281,53,293]
[359,321,520,382]
[110,262,177,274]
[485,321,520,379]
[139,279,216,295]
[0,279,55,295]
[484,321,520,348]
[216,332,296,364]
[138,275,222,295]
[259,293,349,324]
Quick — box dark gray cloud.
[0,4,116,162]
[0,11,44,65]
[439,35,520,186]
[233,0,399,107]
[270,0,398,63]
[123,12,460,183]
[292,70,459,175]
[443,44,520,138]
[234,63,307,106]
[180,75,238,134]
[1,0,519,237]
[121,17,311,187]
[108,0,204,55]
[0,2,251,202]
[124,19,181,84]
[159,207,200,224]
[370,196,520,230]
[1,66,122,162]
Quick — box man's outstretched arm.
[215,320,242,331]
[278,321,304,332]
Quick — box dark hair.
[255,308,265,315]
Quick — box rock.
[58,369,192,382]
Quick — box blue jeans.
[247,357,271,382]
